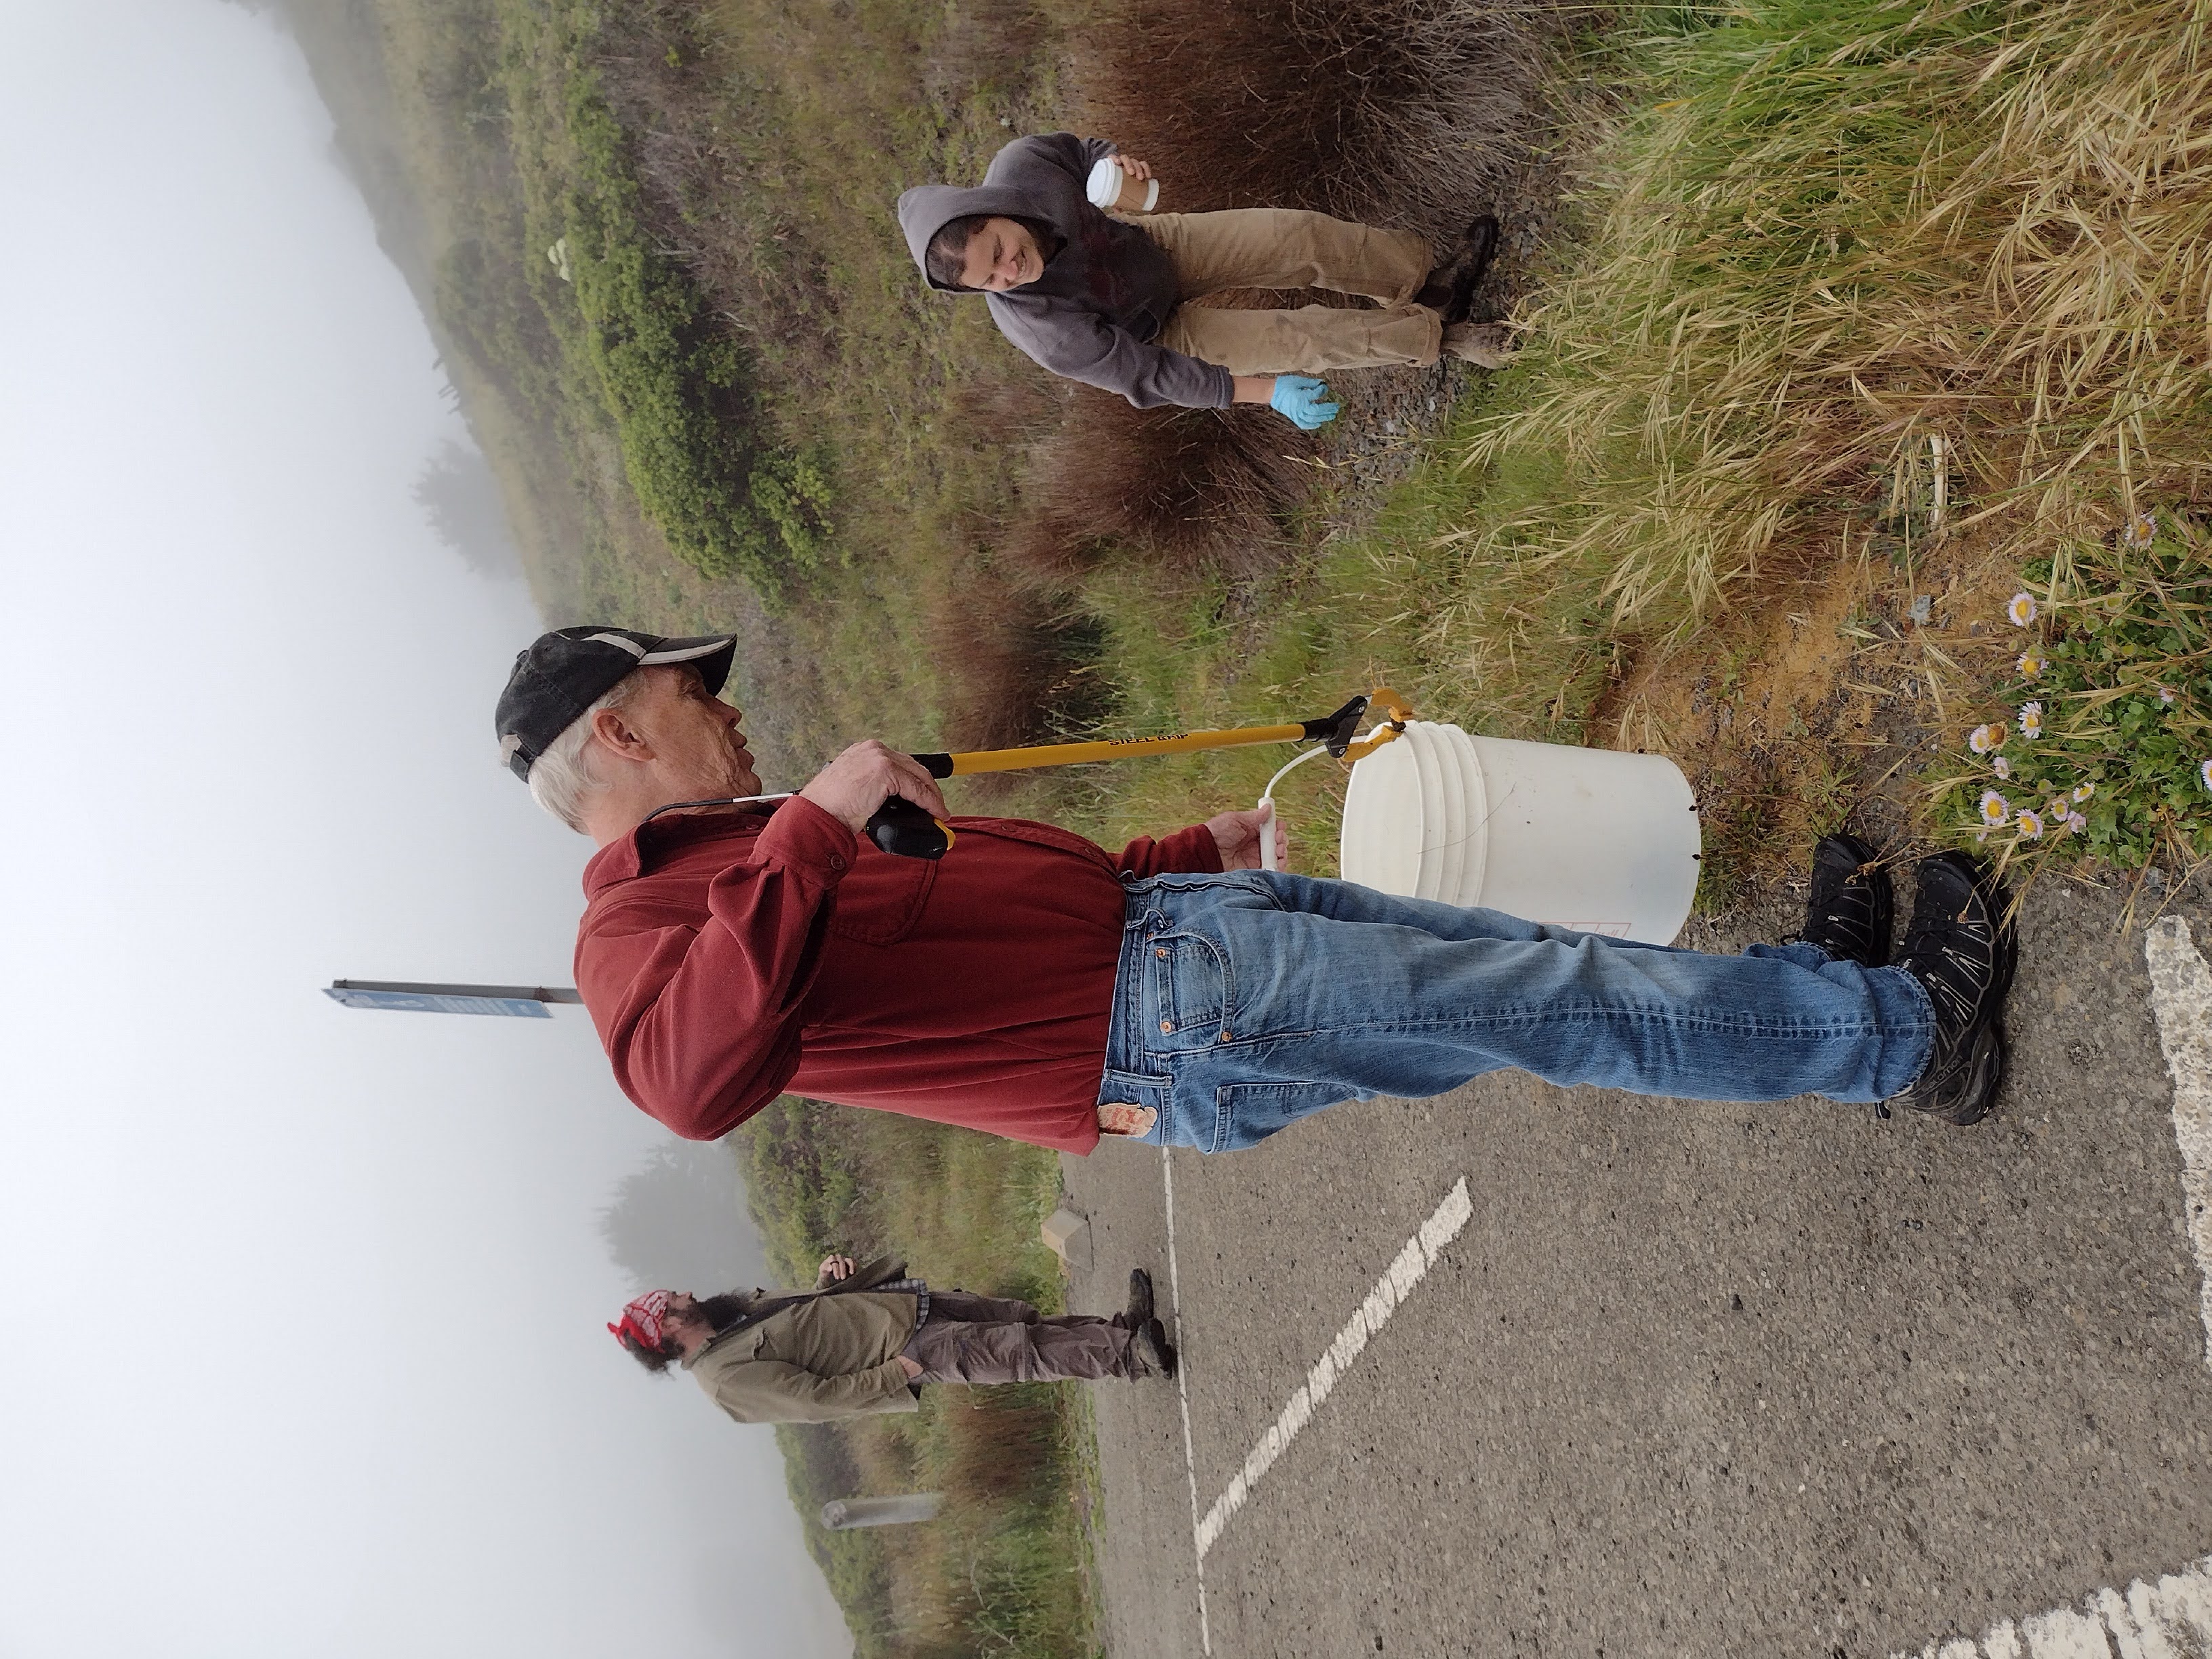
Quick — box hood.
[898,182,1038,291]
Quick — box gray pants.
[899,1290,1136,1385]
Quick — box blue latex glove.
[1269,374,1340,430]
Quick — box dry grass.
[1006,396,1326,583]
[1442,0,2212,648]
[1071,0,1576,227]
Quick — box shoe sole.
[1931,1019,2006,1126]
[1140,1319,1179,1378]
[1816,832,1893,967]
[1893,1017,2005,1125]
[1887,853,2017,1126]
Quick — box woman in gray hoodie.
[897,132,1507,428]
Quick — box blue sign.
[324,987,553,1019]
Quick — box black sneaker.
[1132,1317,1179,1378]
[1124,1267,1155,1329]
[1887,852,2018,1124]
[1796,833,1893,967]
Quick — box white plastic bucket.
[1338,721,1701,943]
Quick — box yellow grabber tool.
[876,687,1412,859]
[640,689,1413,861]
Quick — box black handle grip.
[865,795,952,860]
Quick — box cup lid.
[1085,157,1122,208]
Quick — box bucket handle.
[1254,692,1415,871]
[1254,745,1331,872]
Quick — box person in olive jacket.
[609,1255,1174,1425]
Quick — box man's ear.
[588,701,653,765]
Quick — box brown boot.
[1443,322,1515,369]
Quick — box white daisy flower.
[1992,756,2011,779]
[2065,811,2087,834]
[2015,809,2045,840]
[2160,684,2177,705]
[2018,701,2043,739]
[2201,758,2212,793]
[2048,795,2070,821]
[2008,592,2038,627]
[2073,781,2095,802]
[1978,789,2011,826]
[1968,722,2003,754]
[2123,510,2158,549]
[2017,647,2045,677]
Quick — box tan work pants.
[899,1290,1138,1385]
[1141,208,1441,375]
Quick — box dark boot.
[1124,1267,1155,1329]
[1132,1317,1179,1378]
[1416,215,1501,324]
[1887,852,2018,1125]
[1795,832,1893,967]
[1443,215,1501,323]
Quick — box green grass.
[1426,0,2212,676]
[1040,376,1626,867]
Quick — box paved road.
[1062,877,2212,1658]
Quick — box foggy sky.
[0,1,850,1653]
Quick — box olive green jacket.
[683,1255,922,1425]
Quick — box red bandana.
[609,1290,672,1352]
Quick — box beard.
[693,1292,754,1333]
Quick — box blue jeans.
[1097,871,1936,1153]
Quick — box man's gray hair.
[527,671,649,832]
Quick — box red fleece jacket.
[575,797,1223,1153]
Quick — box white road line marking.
[2143,914,2212,1369]
[1161,1145,1211,1656]
[1192,1176,1474,1562]
[1889,1553,2212,1658]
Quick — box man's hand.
[1098,1102,1159,1138]
[798,740,949,836]
[817,1254,857,1284]
[1115,156,1155,182]
[897,1355,925,1380]
[1206,802,1288,871]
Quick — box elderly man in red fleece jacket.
[498,626,1273,1153]
[495,627,2020,1149]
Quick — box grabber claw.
[1302,695,1370,756]
[1340,685,1413,763]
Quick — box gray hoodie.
[897,133,1235,411]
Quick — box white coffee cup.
[1086,156,1160,214]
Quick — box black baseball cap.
[495,626,737,781]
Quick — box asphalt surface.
[1061,874,2212,1659]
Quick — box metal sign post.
[324,979,583,1019]
[819,1494,944,1530]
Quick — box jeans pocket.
[1146,931,1231,1051]
[1208,1080,1351,1151]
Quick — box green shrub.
[558,59,812,586]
